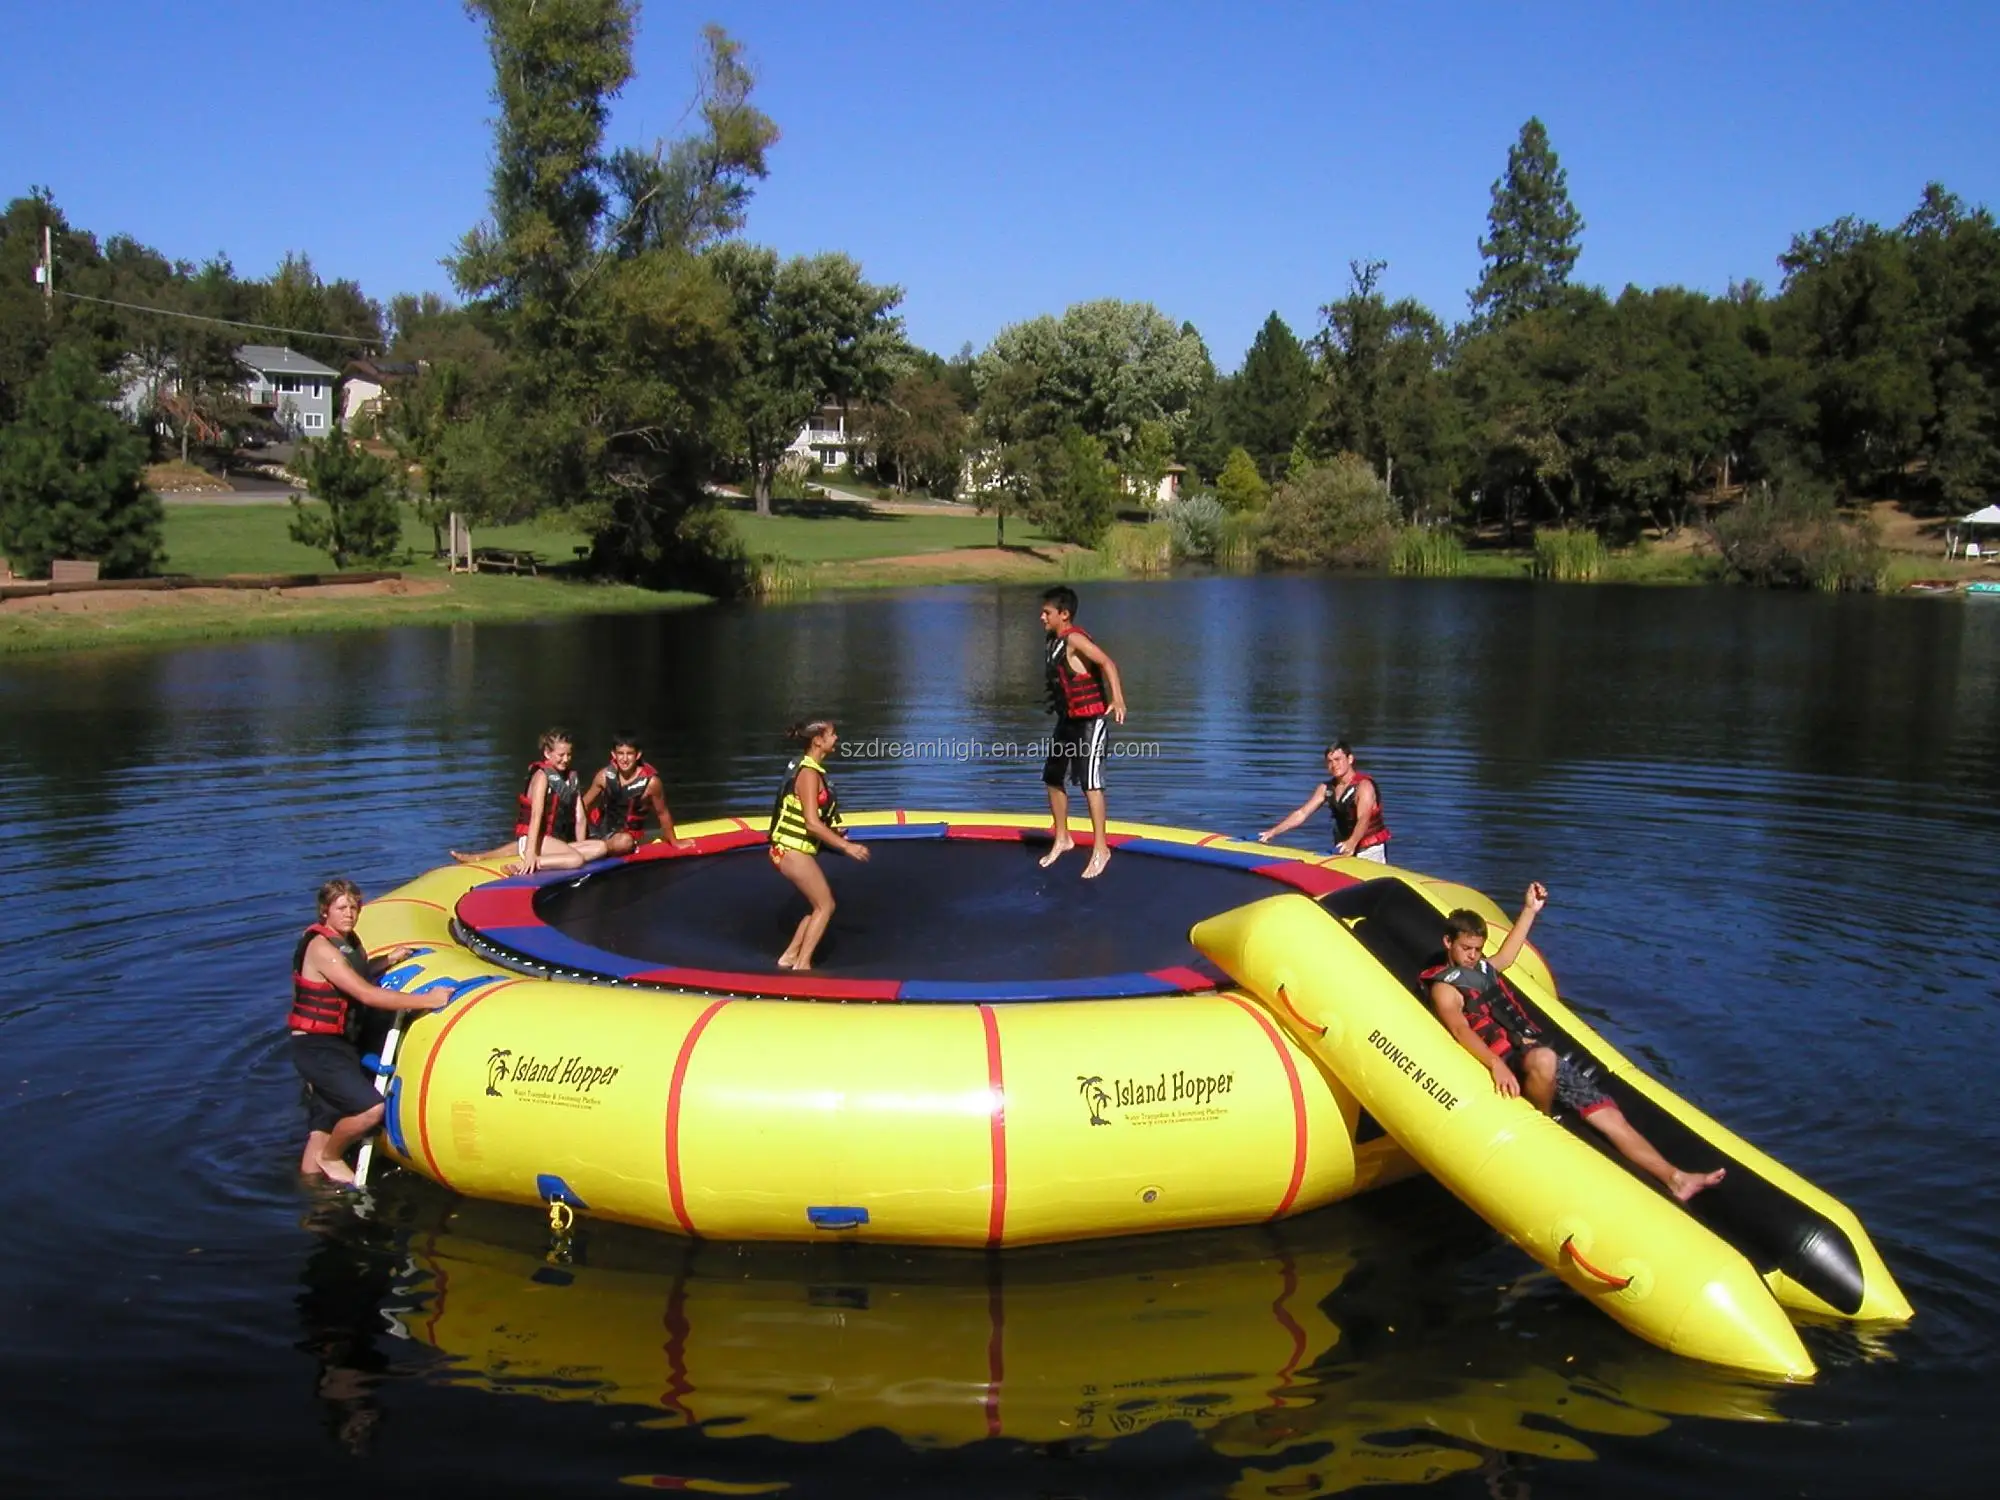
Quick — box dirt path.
[0,578,447,615]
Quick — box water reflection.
[315,1189,1785,1497]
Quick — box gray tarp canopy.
[1947,504,2000,558]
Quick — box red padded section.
[1251,861,1361,897]
[626,966,904,1001]
[1146,965,1221,993]
[454,884,540,929]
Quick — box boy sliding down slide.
[1424,882,1726,1203]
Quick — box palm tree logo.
[486,1047,512,1097]
[1077,1074,1111,1126]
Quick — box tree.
[1121,417,1175,507]
[1228,312,1315,481]
[1470,117,1586,327]
[289,424,405,567]
[260,252,382,364]
[1774,215,1932,500]
[855,369,968,496]
[0,344,162,578]
[974,300,1210,452]
[1899,184,2000,512]
[1023,425,1117,548]
[709,243,904,515]
[445,7,778,592]
[1315,259,1457,515]
[1215,445,1269,514]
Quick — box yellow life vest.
[768,754,840,855]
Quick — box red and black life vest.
[1328,772,1391,851]
[591,761,658,837]
[287,922,365,1039]
[1420,957,1542,1059]
[1045,626,1108,719]
[516,759,582,840]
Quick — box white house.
[785,402,859,471]
[339,358,420,431]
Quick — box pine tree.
[0,345,162,578]
[1229,312,1315,481]
[289,425,405,567]
[1470,117,1586,327]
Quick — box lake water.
[3,576,1998,1498]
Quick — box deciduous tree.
[446,6,777,592]
[710,243,904,516]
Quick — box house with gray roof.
[236,345,339,438]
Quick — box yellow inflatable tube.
[355,813,1421,1247]
[1322,867,1910,1327]
[1193,893,1817,1378]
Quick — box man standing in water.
[1425,882,1726,1203]
[1038,587,1127,880]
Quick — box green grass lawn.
[162,499,1027,577]
[732,505,1047,563]
[162,504,589,576]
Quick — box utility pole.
[40,224,54,316]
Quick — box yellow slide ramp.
[1193,894,1815,1380]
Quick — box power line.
[52,289,382,347]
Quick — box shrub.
[1217,513,1263,572]
[750,556,813,597]
[1215,446,1270,514]
[1163,491,1227,562]
[1708,479,1885,592]
[1530,526,1607,581]
[1259,455,1398,569]
[1105,521,1172,576]
[289,425,404,568]
[1390,525,1467,576]
[664,502,757,597]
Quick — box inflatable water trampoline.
[355,810,1910,1377]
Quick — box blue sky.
[5,1,1995,368]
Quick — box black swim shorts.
[1043,715,1109,793]
[291,1033,382,1133]
[1551,1052,1615,1119]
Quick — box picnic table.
[473,547,542,576]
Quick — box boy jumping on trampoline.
[1038,587,1127,880]
[1425,883,1726,1203]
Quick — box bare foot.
[299,1130,331,1176]
[1039,838,1074,869]
[776,953,798,970]
[449,850,485,865]
[315,1156,359,1188]
[1670,1166,1726,1202]
[1081,847,1111,880]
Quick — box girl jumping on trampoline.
[768,719,870,970]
